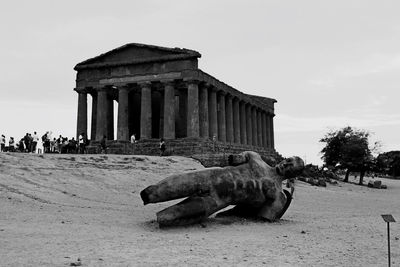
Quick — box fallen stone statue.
[140,151,304,227]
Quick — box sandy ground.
[0,152,399,267]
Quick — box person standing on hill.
[78,133,86,154]
[0,135,5,152]
[130,134,136,144]
[159,138,166,156]
[32,131,39,153]
[23,133,30,153]
[100,135,107,154]
[8,137,15,152]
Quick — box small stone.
[395,237,399,241]
[61,221,65,224]
[381,184,387,189]
[301,230,306,234]
[373,180,382,189]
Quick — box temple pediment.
[74,43,201,70]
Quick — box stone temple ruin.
[74,43,280,161]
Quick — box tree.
[376,151,400,177]
[320,126,377,185]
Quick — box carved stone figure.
[140,151,304,227]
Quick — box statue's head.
[276,156,304,179]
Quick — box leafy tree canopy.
[319,126,380,177]
[376,151,400,177]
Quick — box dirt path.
[0,153,399,266]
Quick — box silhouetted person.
[100,135,107,154]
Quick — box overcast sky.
[1,0,399,165]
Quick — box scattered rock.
[381,184,387,189]
[301,230,306,234]
[373,180,382,189]
[317,180,327,187]
[69,258,81,266]
[368,180,382,189]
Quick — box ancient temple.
[74,43,278,159]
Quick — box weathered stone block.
[373,180,382,189]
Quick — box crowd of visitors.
[0,132,89,154]
[1,131,169,156]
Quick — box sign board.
[381,214,396,223]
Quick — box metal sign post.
[381,214,396,267]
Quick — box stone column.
[76,91,87,140]
[117,86,130,141]
[261,111,267,147]
[163,81,175,139]
[266,114,271,149]
[199,84,209,139]
[257,109,262,147]
[252,106,257,146]
[217,92,226,142]
[140,82,152,139]
[246,104,252,145]
[233,98,240,143]
[107,96,114,140]
[95,88,108,141]
[208,88,218,140]
[239,101,247,144]
[271,115,275,149]
[187,80,200,138]
[90,92,97,141]
[225,95,234,143]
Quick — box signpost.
[381,214,396,267]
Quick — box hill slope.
[0,153,399,266]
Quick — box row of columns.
[76,80,275,149]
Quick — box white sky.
[1,0,399,165]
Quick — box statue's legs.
[140,168,229,204]
[156,196,228,227]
